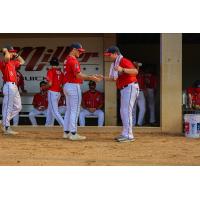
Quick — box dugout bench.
[0,93,99,126]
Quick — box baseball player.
[63,42,102,141]
[58,92,67,115]
[16,66,27,93]
[47,92,66,126]
[13,65,27,126]
[144,68,157,126]
[132,67,146,126]
[0,45,25,134]
[44,57,64,127]
[187,80,200,110]
[79,80,104,126]
[28,81,49,126]
[104,46,139,142]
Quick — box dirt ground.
[1,126,200,166]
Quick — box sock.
[5,126,9,130]
[64,131,70,134]
[71,132,76,135]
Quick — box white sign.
[0,37,104,93]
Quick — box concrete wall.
[103,34,117,125]
[161,33,182,134]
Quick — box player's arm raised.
[14,53,25,65]
[2,48,10,62]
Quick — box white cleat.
[116,135,135,143]
[45,124,54,127]
[3,127,18,135]
[63,132,70,139]
[69,133,86,141]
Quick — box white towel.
[109,54,123,80]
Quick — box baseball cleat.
[63,132,70,139]
[69,133,86,141]
[114,134,124,141]
[116,136,135,143]
[3,127,18,135]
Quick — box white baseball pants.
[120,82,139,139]
[58,106,67,115]
[13,113,19,125]
[29,108,47,125]
[49,106,66,126]
[2,82,22,127]
[79,109,104,126]
[46,90,64,127]
[146,88,156,123]
[63,83,81,133]
[132,90,146,126]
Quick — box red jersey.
[82,90,103,109]
[32,92,48,110]
[116,58,137,89]
[194,88,200,106]
[0,59,21,83]
[63,56,83,84]
[16,71,25,89]
[144,73,157,89]
[58,94,66,106]
[187,87,195,95]
[46,68,63,92]
[187,87,200,106]
[137,71,146,90]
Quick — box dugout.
[0,33,182,134]
[116,33,160,127]
[182,34,200,115]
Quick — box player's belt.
[120,82,138,90]
[6,82,16,85]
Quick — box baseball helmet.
[50,57,59,66]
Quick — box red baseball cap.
[4,44,17,53]
[104,46,120,56]
[70,42,85,52]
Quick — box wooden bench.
[0,94,99,125]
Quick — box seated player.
[58,91,66,116]
[144,66,157,126]
[187,80,200,110]
[79,80,104,126]
[132,66,146,126]
[28,81,49,126]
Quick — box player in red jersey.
[62,42,102,140]
[0,45,25,134]
[104,46,139,142]
[79,80,104,126]
[187,80,200,110]
[144,67,157,126]
[28,81,48,126]
[132,65,146,126]
[12,65,27,126]
[44,57,64,127]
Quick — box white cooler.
[184,114,200,138]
